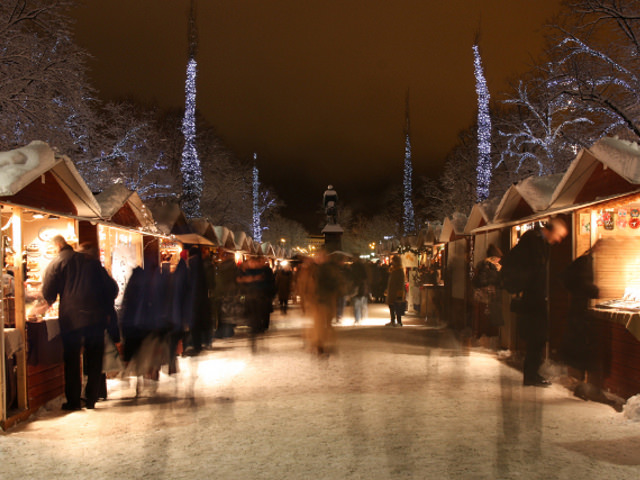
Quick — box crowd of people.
[40,234,414,409]
[42,221,607,411]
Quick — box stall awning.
[173,233,215,246]
[470,188,640,234]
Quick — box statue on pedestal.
[323,185,338,225]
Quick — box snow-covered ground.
[1,303,639,479]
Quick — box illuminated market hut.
[0,141,101,429]
[548,137,640,399]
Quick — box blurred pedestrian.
[120,257,167,393]
[304,250,343,354]
[372,262,388,303]
[386,255,406,327]
[350,258,369,324]
[275,262,293,314]
[202,249,217,346]
[296,256,316,315]
[78,242,119,403]
[334,256,350,323]
[213,251,239,338]
[472,244,503,338]
[238,255,276,351]
[500,217,568,387]
[183,246,213,355]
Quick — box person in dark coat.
[202,250,217,344]
[183,246,212,355]
[213,252,239,338]
[42,235,117,410]
[375,263,389,303]
[237,255,276,351]
[120,265,153,364]
[472,244,503,338]
[386,255,406,327]
[500,218,568,387]
[275,263,293,314]
[78,242,119,402]
[157,260,180,374]
[561,247,599,375]
[561,240,623,410]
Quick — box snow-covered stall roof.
[413,221,443,247]
[260,243,276,257]
[188,218,219,245]
[548,149,597,208]
[213,226,237,251]
[94,183,133,218]
[493,173,563,223]
[94,182,156,230]
[233,231,253,253]
[400,234,418,249]
[551,137,640,208]
[378,237,400,254]
[439,212,468,243]
[415,228,428,247]
[590,137,640,183]
[464,197,500,234]
[145,198,188,235]
[173,232,215,246]
[0,141,101,217]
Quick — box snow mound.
[0,141,55,196]
[516,173,564,212]
[622,394,640,421]
[590,137,640,184]
[94,182,133,219]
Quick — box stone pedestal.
[321,223,344,253]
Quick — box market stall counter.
[571,196,640,399]
[592,303,640,341]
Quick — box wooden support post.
[12,208,27,411]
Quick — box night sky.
[70,0,564,227]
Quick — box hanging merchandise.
[603,210,615,230]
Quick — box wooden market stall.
[233,231,255,262]
[413,223,444,320]
[494,173,569,347]
[0,141,101,429]
[214,226,242,264]
[548,137,640,398]
[439,212,468,329]
[92,183,159,306]
[464,198,510,343]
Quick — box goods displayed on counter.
[24,240,59,320]
[595,288,640,312]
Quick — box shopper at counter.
[500,217,569,387]
[42,235,118,411]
